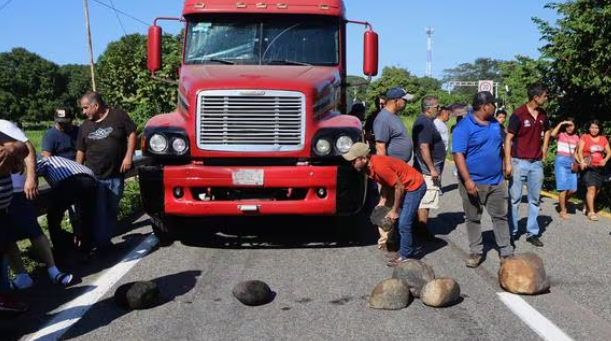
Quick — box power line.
[90,0,148,27]
[0,0,14,13]
[108,0,127,36]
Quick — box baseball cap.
[55,108,74,123]
[386,87,415,101]
[0,120,28,142]
[473,91,500,108]
[342,142,370,161]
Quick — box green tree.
[0,48,63,122]
[534,0,611,130]
[96,33,182,131]
[498,56,547,113]
[58,64,91,115]
[442,58,505,98]
[365,66,421,114]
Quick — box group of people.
[346,83,610,269]
[0,91,137,314]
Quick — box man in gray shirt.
[372,87,414,251]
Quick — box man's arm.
[0,142,28,176]
[376,142,387,156]
[542,130,552,160]
[419,143,438,180]
[76,150,85,164]
[385,179,405,221]
[23,141,38,200]
[120,132,137,173]
[504,132,515,177]
[453,152,477,196]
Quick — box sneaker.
[465,253,482,268]
[526,236,544,247]
[387,256,410,267]
[0,294,28,314]
[10,273,34,290]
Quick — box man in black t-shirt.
[77,91,137,250]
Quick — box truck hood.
[180,65,340,98]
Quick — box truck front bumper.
[138,163,364,217]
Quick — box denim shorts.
[8,192,43,241]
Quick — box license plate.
[232,169,264,186]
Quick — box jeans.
[508,158,544,237]
[459,181,514,257]
[47,175,98,252]
[95,177,125,248]
[398,183,427,258]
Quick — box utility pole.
[425,27,434,78]
[83,0,96,91]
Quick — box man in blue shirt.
[41,108,79,160]
[452,91,514,268]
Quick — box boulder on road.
[391,259,435,298]
[233,280,274,306]
[370,206,393,232]
[420,278,461,307]
[499,253,550,295]
[114,281,160,310]
[368,279,411,310]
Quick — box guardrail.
[35,152,150,216]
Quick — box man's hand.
[465,179,478,197]
[430,169,440,181]
[385,209,400,222]
[541,147,548,159]
[504,163,512,178]
[601,159,608,167]
[24,176,38,200]
[120,156,133,173]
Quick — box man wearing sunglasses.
[412,95,446,234]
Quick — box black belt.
[518,158,541,163]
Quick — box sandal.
[53,272,74,286]
[587,213,599,221]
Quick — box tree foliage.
[96,33,182,130]
[534,0,611,129]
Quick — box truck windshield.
[184,16,340,66]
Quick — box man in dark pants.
[452,92,514,268]
[37,156,98,255]
[0,127,29,314]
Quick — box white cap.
[0,120,28,143]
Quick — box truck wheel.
[151,216,176,247]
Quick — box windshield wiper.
[198,58,235,65]
[264,59,312,66]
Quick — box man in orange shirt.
[343,143,426,266]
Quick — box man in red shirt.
[343,143,426,266]
[504,84,551,247]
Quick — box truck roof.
[182,0,345,17]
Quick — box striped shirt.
[0,175,12,210]
[36,156,95,187]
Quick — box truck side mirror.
[363,30,378,77]
[148,25,162,73]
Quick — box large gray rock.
[368,279,411,310]
[391,259,435,298]
[233,280,274,306]
[499,253,550,295]
[420,278,461,307]
[114,281,160,310]
[370,206,393,232]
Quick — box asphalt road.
[6,167,611,341]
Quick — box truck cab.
[138,0,378,242]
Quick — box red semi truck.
[139,0,379,242]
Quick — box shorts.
[418,175,440,210]
[582,167,604,188]
[8,192,43,241]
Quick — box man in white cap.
[343,142,426,267]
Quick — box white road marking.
[21,234,159,341]
[497,292,574,341]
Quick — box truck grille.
[196,90,305,152]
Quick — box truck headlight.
[171,137,187,154]
[335,135,353,154]
[149,134,168,153]
[315,138,332,156]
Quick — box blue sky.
[0,0,559,78]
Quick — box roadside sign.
[478,80,494,93]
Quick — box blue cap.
[386,87,415,101]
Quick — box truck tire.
[151,216,176,247]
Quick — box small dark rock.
[391,259,435,298]
[233,280,274,306]
[114,281,160,310]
